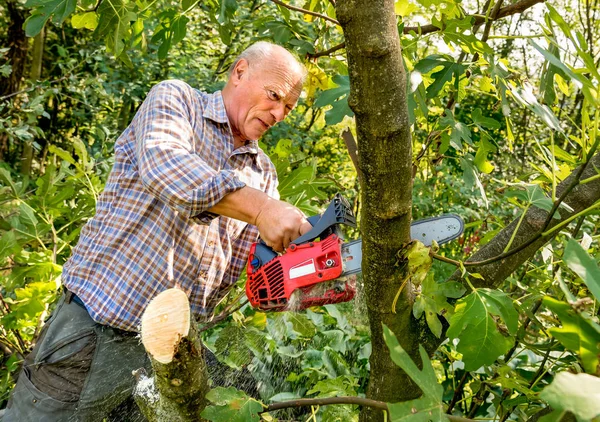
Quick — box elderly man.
[4,41,311,421]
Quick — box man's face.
[228,57,303,143]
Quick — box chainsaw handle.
[291,194,356,245]
[252,194,355,267]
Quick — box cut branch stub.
[136,288,210,421]
[141,288,191,364]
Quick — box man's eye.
[268,90,280,101]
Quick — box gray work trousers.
[3,292,150,422]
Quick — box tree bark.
[335,1,420,420]
[20,28,46,177]
[0,0,28,98]
[134,288,210,421]
[0,0,29,162]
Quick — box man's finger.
[299,220,313,236]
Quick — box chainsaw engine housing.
[246,195,357,311]
[246,234,355,311]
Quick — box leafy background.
[1,0,600,420]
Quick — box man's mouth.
[258,119,270,130]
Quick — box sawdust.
[285,275,357,312]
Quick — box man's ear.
[232,59,249,86]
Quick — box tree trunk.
[0,0,28,98]
[20,28,45,176]
[0,0,29,162]
[134,288,210,421]
[335,1,421,420]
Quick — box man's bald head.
[228,42,307,84]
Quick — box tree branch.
[464,146,597,268]
[270,0,340,25]
[307,42,345,59]
[305,0,542,61]
[451,150,600,288]
[403,0,546,35]
[264,396,478,422]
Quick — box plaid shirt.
[62,80,279,332]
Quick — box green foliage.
[543,297,600,374]
[314,75,353,125]
[202,303,369,420]
[563,238,600,301]
[3,0,600,419]
[447,288,518,371]
[382,324,448,421]
[201,387,264,422]
[413,273,465,338]
[539,372,600,421]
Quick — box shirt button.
[207,241,214,247]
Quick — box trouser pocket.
[30,329,97,402]
[3,298,98,422]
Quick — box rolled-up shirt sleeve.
[133,80,246,221]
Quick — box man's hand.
[207,186,312,251]
[254,197,312,252]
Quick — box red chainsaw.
[246,195,463,311]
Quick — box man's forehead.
[259,62,303,98]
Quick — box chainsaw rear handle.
[249,194,356,271]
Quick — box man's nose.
[272,103,286,123]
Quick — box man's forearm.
[207,186,269,225]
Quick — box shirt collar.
[203,90,260,156]
[202,90,229,124]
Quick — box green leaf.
[24,0,77,37]
[19,203,39,228]
[285,312,317,338]
[413,55,448,73]
[509,84,563,132]
[529,40,596,106]
[440,109,471,150]
[49,145,76,166]
[71,12,98,30]
[202,387,264,422]
[426,62,465,99]
[382,324,448,421]
[544,296,600,374]
[94,0,136,57]
[447,289,517,370]
[539,42,566,105]
[277,166,314,198]
[413,273,465,338]
[472,108,500,129]
[474,136,496,174]
[460,156,488,208]
[307,376,356,397]
[171,15,189,45]
[394,0,418,17]
[314,75,353,125]
[0,231,19,262]
[563,238,600,302]
[0,168,19,197]
[404,240,432,286]
[540,372,600,420]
